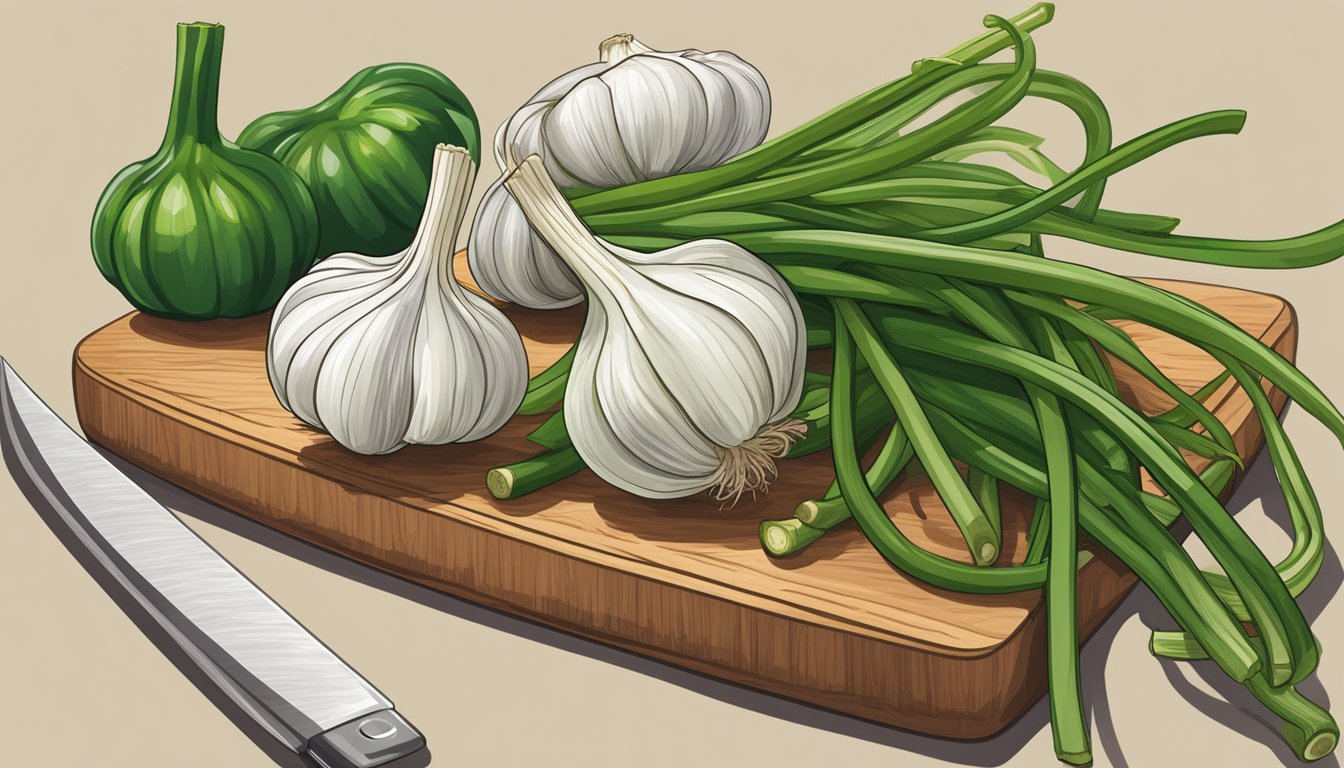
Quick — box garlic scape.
[267,145,527,455]
[504,156,806,502]
[469,34,771,310]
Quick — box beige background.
[2,0,1342,765]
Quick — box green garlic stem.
[487,446,584,500]
[162,22,225,147]
[759,519,827,557]
[518,346,576,415]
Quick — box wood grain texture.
[71,255,1295,739]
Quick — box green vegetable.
[488,5,1342,760]
[91,23,318,319]
[239,63,479,260]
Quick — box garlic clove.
[638,256,806,422]
[602,56,709,179]
[542,77,643,187]
[696,50,772,161]
[568,300,721,498]
[467,177,584,309]
[314,291,423,454]
[269,261,408,424]
[497,65,608,173]
[610,270,775,447]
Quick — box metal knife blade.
[0,359,425,768]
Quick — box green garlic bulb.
[91,23,319,320]
[238,63,480,261]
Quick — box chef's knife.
[0,359,425,768]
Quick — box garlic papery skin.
[267,144,527,455]
[504,155,807,502]
[468,34,771,310]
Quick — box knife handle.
[308,709,424,768]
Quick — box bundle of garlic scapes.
[267,144,527,455]
[469,34,771,310]
[479,5,1344,764]
[500,155,807,502]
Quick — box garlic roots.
[505,155,806,502]
[267,144,527,455]
[469,34,771,310]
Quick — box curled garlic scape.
[505,155,807,502]
[267,145,528,455]
[469,34,771,310]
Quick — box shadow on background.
[89,444,1340,768]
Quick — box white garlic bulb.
[469,34,772,310]
[505,155,806,502]
[267,145,527,455]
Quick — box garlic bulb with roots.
[504,155,806,502]
[267,145,527,455]
[469,33,771,310]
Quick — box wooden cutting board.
[71,254,1294,740]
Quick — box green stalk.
[866,306,1311,683]
[1250,677,1338,762]
[1034,208,1344,269]
[793,64,1110,221]
[161,23,225,148]
[1151,359,1324,631]
[1154,370,1232,426]
[932,127,1068,183]
[487,446,584,500]
[728,229,1344,448]
[1065,307,1324,636]
[922,3,1054,70]
[1033,318,1092,766]
[759,519,828,557]
[569,4,1056,216]
[1024,498,1050,565]
[764,424,892,557]
[526,409,568,449]
[837,299,1000,565]
[1007,290,1236,454]
[1146,636,1337,763]
[787,372,891,458]
[775,264,945,309]
[518,346,576,415]
[967,467,1002,544]
[792,421,915,530]
[922,378,1258,681]
[825,303,1055,593]
[915,110,1247,243]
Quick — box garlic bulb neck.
[504,156,630,309]
[598,33,654,64]
[405,144,474,289]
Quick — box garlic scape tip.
[504,155,807,504]
[267,144,528,456]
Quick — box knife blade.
[0,359,425,768]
